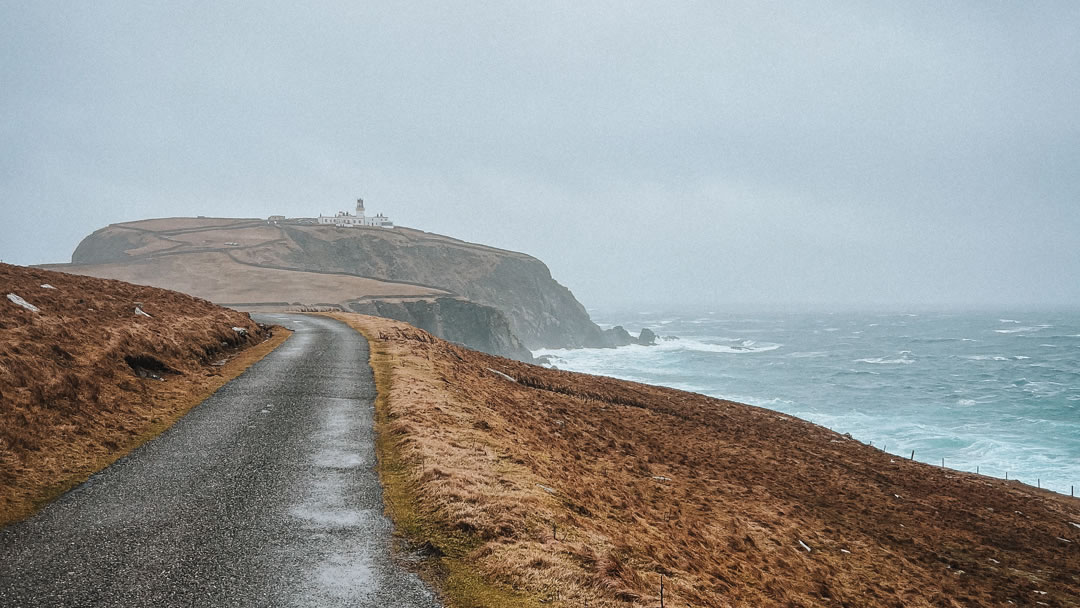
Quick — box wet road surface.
[0,314,439,607]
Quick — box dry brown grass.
[0,263,288,525]
[336,313,1080,608]
[52,252,446,308]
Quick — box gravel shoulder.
[0,313,439,607]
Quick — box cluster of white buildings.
[317,198,394,228]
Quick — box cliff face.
[67,219,611,350]
[347,297,533,362]
[277,226,605,348]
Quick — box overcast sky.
[2,2,1078,311]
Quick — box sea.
[534,310,1080,495]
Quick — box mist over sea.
[535,310,1080,495]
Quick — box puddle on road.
[289,506,374,529]
[313,449,369,469]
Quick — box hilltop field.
[339,313,1080,608]
[0,264,288,525]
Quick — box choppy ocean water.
[534,311,1080,495]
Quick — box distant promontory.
[49,216,642,359]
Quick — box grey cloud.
[2,1,1078,310]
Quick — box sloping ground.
[47,251,532,360]
[67,217,609,348]
[51,251,448,307]
[339,313,1080,608]
[0,263,286,525]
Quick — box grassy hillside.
[339,313,1080,608]
[52,251,448,310]
[0,264,288,525]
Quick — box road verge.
[331,312,540,608]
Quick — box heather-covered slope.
[0,263,284,525]
[66,218,609,349]
[342,313,1080,608]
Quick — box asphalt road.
[0,314,440,607]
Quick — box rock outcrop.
[347,297,533,362]
[594,325,659,347]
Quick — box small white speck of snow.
[7,293,39,313]
[797,540,812,552]
[40,284,55,289]
[652,476,671,482]
[536,483,556,495]
[135,306,152,318]
[1069,522,1080,529]
[232,326,247,335]
[840,549,851,554]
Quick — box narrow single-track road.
[0,314,439,607]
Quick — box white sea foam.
[956,399,977,406]
[994,326,1041,334]
[682,339,781,354]
[999,319,1022,324]
[788,351,829,359]
[725,394,795,408]
[856,355,915,365]
[537,338,782,359]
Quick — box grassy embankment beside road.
[0,264,290,526]
[337,312,1080,608]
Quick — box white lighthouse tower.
[317,197,394,228]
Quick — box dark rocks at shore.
[595,325,658,348]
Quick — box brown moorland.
[0,263,287,525]
[52,251,448,309]
[337,313,1080,608]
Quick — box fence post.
[910,450,915,461]
[660,574,664,608]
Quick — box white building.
[318,198,394,228]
